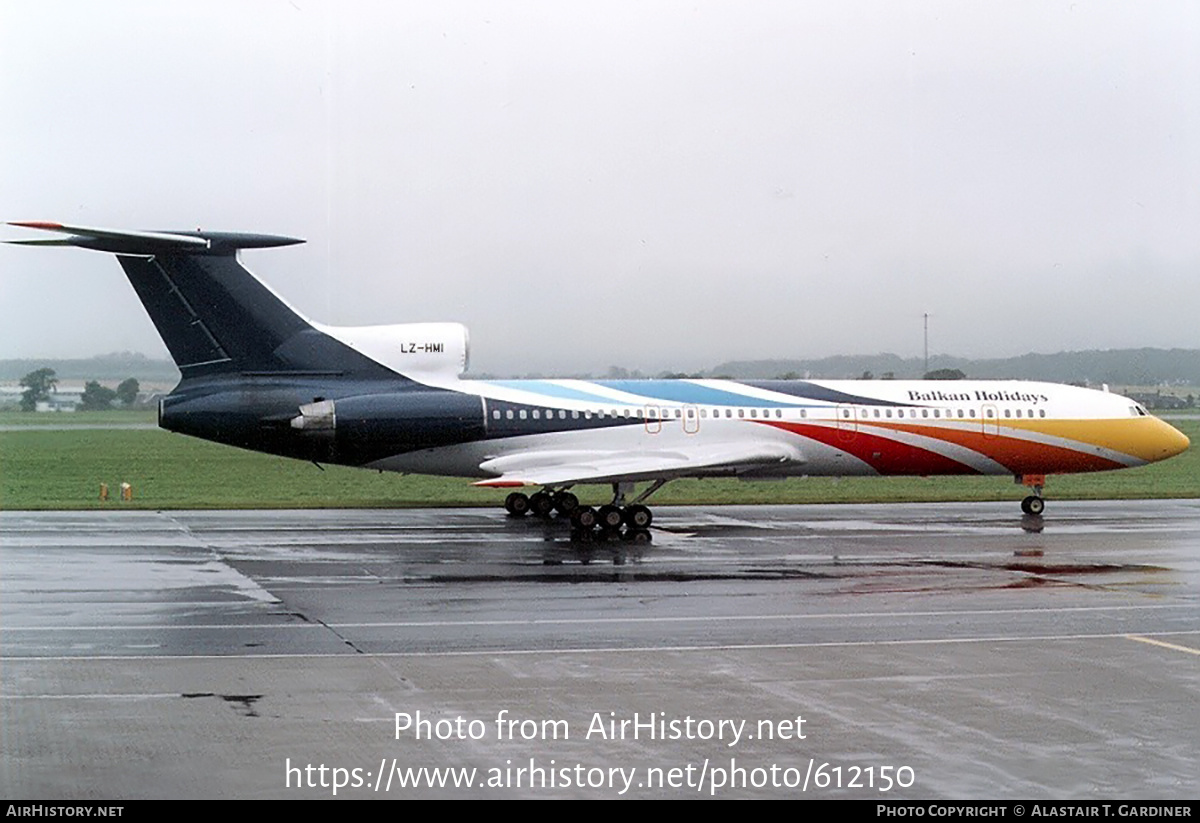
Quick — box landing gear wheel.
[529,491,555,518]
[553,492,580,515]
[504,492,530,517]
[597,505,624,530]
[571,506,598,530]
[624,504,652,529]
[1021,495,1045,516]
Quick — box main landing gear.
[504,489,580,519]
[1017,474,1046,516]
[503,480,667,534]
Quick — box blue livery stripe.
[595,380,801,407]
[483,380,627,405]
[483,379,830,409]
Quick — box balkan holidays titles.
[906,389,1051,405]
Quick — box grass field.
[0,409,158,426]
[1,419,1195,510]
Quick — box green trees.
[116,377,140,406]
[79,381,118,411]
[15,369,141,412]
[19,368,57,411]
[923,368,967,380]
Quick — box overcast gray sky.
[2,1,1198,375]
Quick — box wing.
[473,442,805,488]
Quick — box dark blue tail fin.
[8,222,396,380]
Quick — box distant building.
[34,386,86,412]
[1128,391,1190,411]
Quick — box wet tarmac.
[2,501,1199,799]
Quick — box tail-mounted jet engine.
[290,389,485,464]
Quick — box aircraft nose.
[1153,417,1190,460]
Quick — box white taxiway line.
[3,629,1200,664]
[4,602,1196,632]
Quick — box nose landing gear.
[1017,474,1046,516]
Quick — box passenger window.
[532,410,540,419]
[750,409,757,418]
[738,409,745,418]
[775,409,782,418]
[492,410,500,419]
[1014,410,1021,418]
[725,409,733,418]
[1039,410,1046,418]
[560,410,567,419]
[921,409,929,418]
[1004,409,1011,418]
[519,410,527,420]
[572,410,579,419]
[800,409,807,419]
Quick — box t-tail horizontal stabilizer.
[5,221,303,255]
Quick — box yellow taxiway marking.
[1126,634,1200,656]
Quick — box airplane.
[6,221,1190,530]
